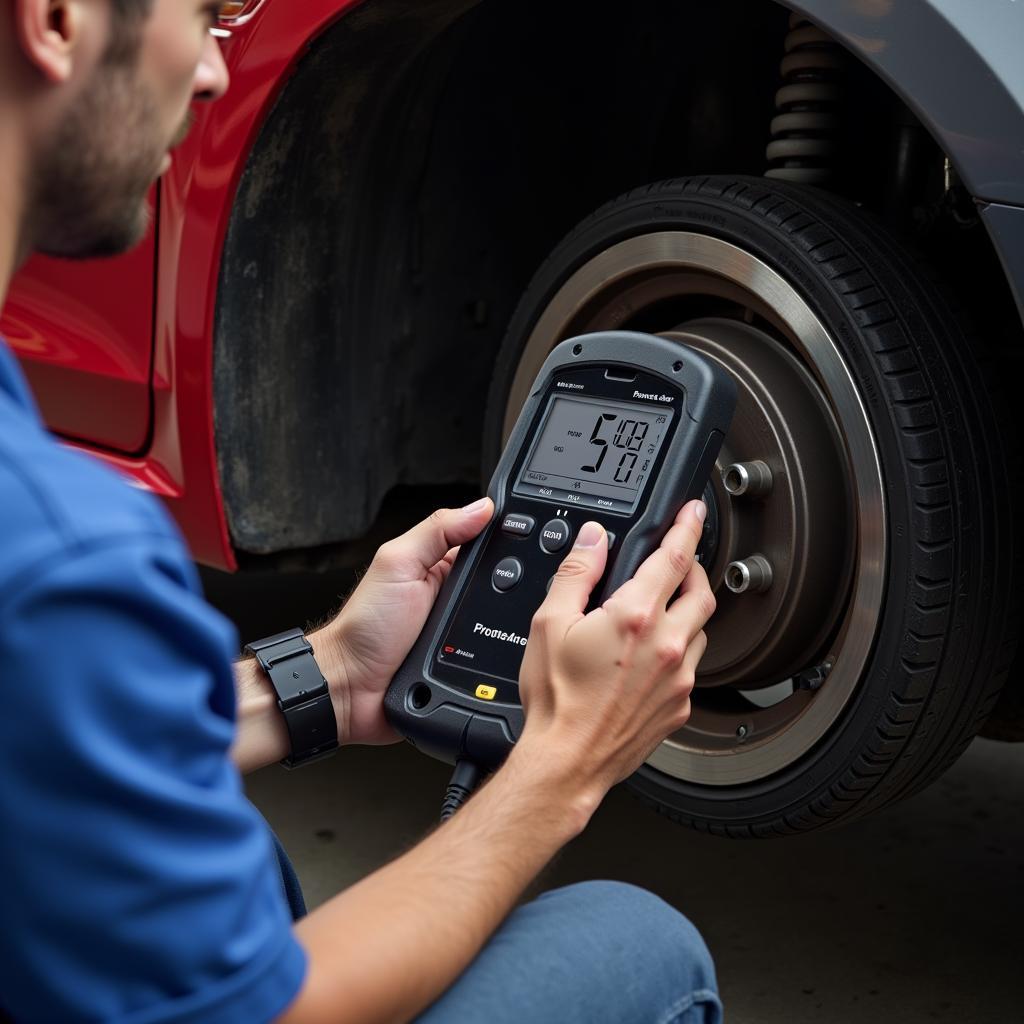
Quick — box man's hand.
[279,498,717,1024]
[231,499,493,771]
[513,498,713,802]
[314,498,494,745]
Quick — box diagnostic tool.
[384,331,736,774]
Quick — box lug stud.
[722,460,773,498]
[724,555,773,594]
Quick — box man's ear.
[12,0,84,84]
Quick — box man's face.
[31,0,229,259]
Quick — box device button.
[492,557,523,591]
[607,532,616,550]
[475,684,498,701]
[539,519,572,553]
[501,513,536,537]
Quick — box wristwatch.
[244,628,338,768]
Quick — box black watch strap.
[244,628,338,768]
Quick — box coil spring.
[764,14,846,184]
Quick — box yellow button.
[475,684,497,701]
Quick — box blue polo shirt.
[0,341,306,1022]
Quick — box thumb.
[373,498,494,579]
[540,521,608,619]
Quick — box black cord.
[440,759,483,822]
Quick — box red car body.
[6,0,1024,575]
[3,0,356,570]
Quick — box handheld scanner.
[384,331,737,769]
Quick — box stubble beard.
[31,57,171,260]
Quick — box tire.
[484,175,1018,836]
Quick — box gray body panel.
[794,0,1024,205]
[795,1,1024,332]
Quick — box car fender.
[793,0,1024,206]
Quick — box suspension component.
[765,14,846,185]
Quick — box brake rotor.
[662,318,853,690]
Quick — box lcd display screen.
[513,395,674,513]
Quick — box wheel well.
[214,0,1020,562]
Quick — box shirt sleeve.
[0,533,307,1024]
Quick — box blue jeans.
[415,881,723,1024]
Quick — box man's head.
[2,0,229,260]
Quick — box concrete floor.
[205,567,1024,1023]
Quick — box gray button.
[501,513,536,538]
[492,557,523,592]
[607,532,616,550]
[540,519,572,553]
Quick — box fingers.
[657,632,705,744]
[612,500,706,608]
[372,498,493,580]
[681,628,708,676]
[537,521,609,621]
[425,545,462,589]
[665,560,717,641]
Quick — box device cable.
[440,759,483,822]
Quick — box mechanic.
[0,2,722,1022]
